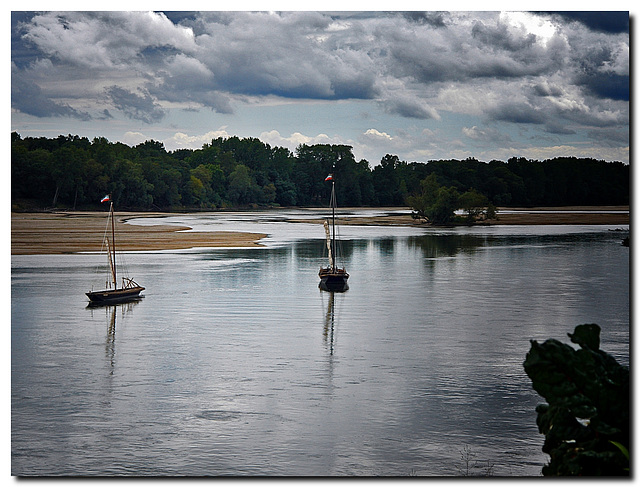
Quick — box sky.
[9,7,631,165]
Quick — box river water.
[11,209,629,476]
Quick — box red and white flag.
[100,194,110,203]
[325,174,333,181]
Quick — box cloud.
[188,12,379,101]
[576,73,629,102]
[402,12,447,28]
[105,86,166,124]
[20,11,196,70]
[166,129,233,149]
[546,12,629,34]
[258,130,348,154]
[382,95,440,120]
[363,128,393,141]
[358,127,419,158]
[10,11,629,164]
[13,11,629,117]
[121,131,149,147]
[487,101,546,125]
[587,127,629,147]
[462,125,513,145]
[11,67,91,120]
[462,126,486,140]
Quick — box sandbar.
[296,206,630,227]
[11,211,267,255]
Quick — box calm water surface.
[12,210,629,476]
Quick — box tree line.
[11,132,629,211]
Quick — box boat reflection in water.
[319,276,349,293]
[87,300,141,373]
[322,291,337,355]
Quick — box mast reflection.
[323,291,336,355]
[87,300,140,373]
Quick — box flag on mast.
[325,174,333,181]
[101,194,110,203]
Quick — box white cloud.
[259,130,312,150]
[258,130,350,154]
[23,11,196,70]
[363,128,393,141]
[165,129,232,150]
[499,11,559,47]
[462,126,484,140]
[122,131,148,147]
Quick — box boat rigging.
[86,195,145,305]
[319,173,349,292]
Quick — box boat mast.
[109,201,117,289]
[105,239,115,289]
[331,180,336,271]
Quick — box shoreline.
[11,206,629,255]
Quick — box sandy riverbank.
[11,211,267,255]
[11,206,629,255]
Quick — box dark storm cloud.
[544,120,576,136]
[385,15,565,87]
[382,96,438,120]
[471,20,537,52]
[532,82,564,98]
[11,12,40,69]
[402,11,447,27]
[567,42,630,102]
[578,73,630,101]
[187,11,378,101]
[487,102,546,125]
[12,69,91,120]
[105,86,166,124]
[546,11,629,34]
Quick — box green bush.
[523,324,629,476]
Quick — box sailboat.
[319,174,349,292]
[86,195,145,305]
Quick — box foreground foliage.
[523,324,629,476]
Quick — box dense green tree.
[407,173,440,221]
[372,154,403,206]
[407,173,460,225]
[430,186,460,224]
[228,164,260,205]
[11,145,52,203]
[274,177,297,206]
[293,144,346,206]
[458,188,489,223]
[51,146,87,207]
[10,132,629,211]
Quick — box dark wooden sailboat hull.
[86,286,145,305]
[319,269,349,292]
